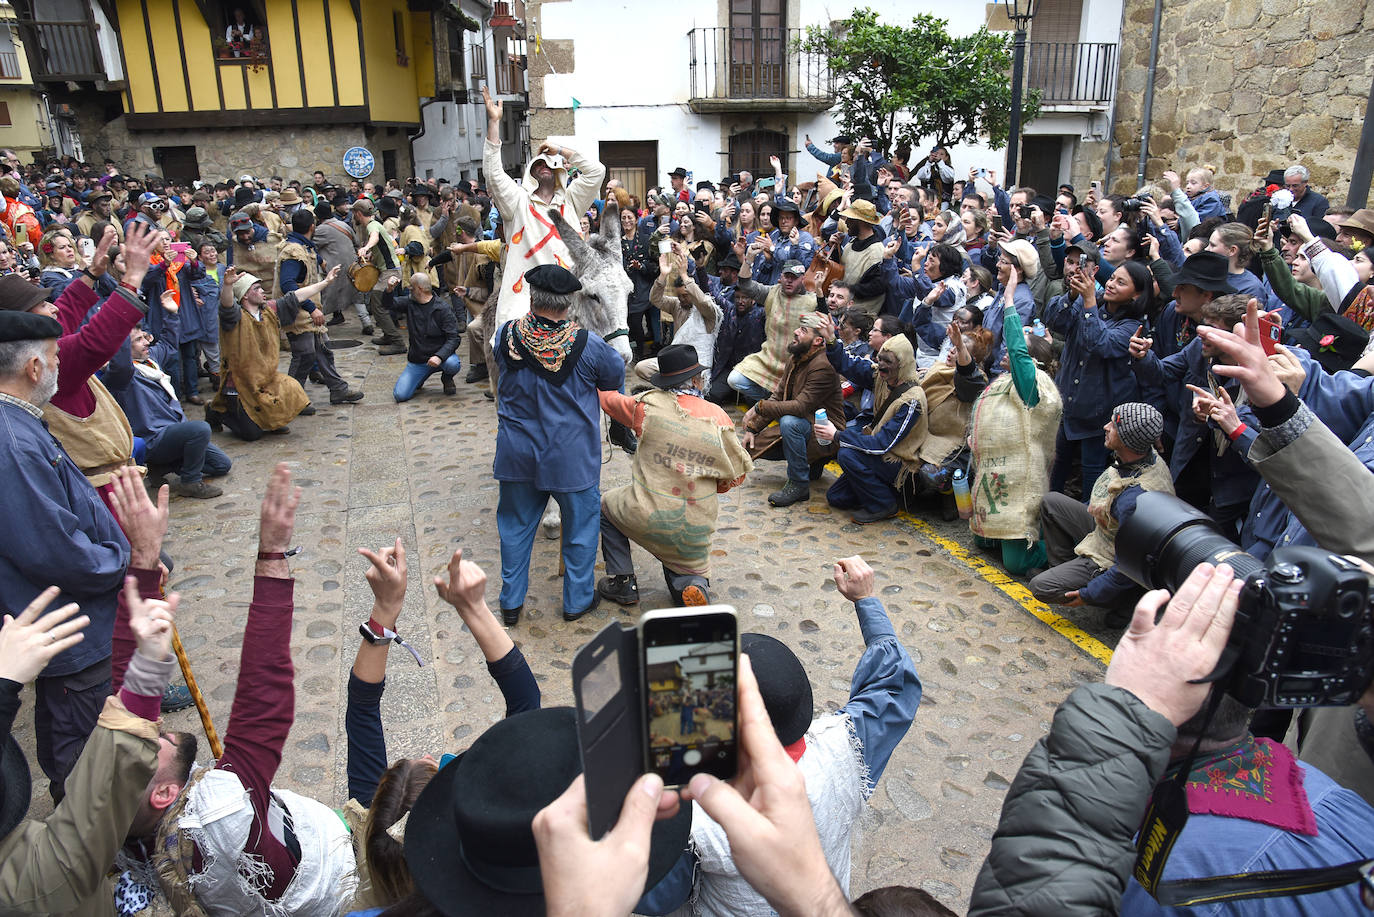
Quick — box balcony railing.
[0,50,21,79]
[688,27,833,112]
[12,19,103,82]
[494,51,524,95]
[1024,41,1117,106]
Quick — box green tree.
[798,9,1041,153]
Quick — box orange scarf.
[150,252,182,302]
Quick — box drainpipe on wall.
[1347,73,1374,209]
[1135,0,1163,190]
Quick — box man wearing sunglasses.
[126,191,165,235]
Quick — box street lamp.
[1001,0,1038,189]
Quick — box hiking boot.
[330,388,365,404]
[377,343,407,356]
[562,605,595,622]
[441,373,457,396]
[326,312,345,326]
[501,605,522,626]
[161,683,194,713]
[680,584,710,606]
[361,323,375,336]
[171,479,223,499]
[768,480,810,507]
[205,404,224,432]
[465,364,489,383]
[852,504,899,524]
[609,420,638,455]
[299,403,317,416]
[597,574,639,606]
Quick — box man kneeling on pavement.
[596,344,753,608]
[1029,402,1175,612]
[106,326,231,499]
[382,271,465,401]
[741,313,846,507]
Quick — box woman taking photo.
[620,205,660,357]
[1044,260,1150,499]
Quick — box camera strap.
[1134,687,1374,909]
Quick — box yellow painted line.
[897,512,1115,667]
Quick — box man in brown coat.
[742,312,846,506]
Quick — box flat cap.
[524,263,582,294]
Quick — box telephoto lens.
[1116,492,1264,591]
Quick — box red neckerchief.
[1169,736,1317,837]
[784,737,806,763]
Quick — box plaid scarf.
[506,312,584,378]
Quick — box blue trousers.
[826,447,900,512]
[178,341,201,398]
[1051,428,1109,504]
[497,480,599,615]
[145,420,232,483]
[727,368,771,402]
[393,355,462,402]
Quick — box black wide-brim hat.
[404,707,692,916]
[0,734,31,841]
[741,633,813,746]
[650,344,706,389]
[1173,251,1235,294]
[772,197,801,217]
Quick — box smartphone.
[640,606,739,788]
[990,212,1004,233]
[1090,180,1102,192]
[1262,202,1273,226]
[573,623,644,839]
[1258,311,1282,356]
[658,239,672,254]
[168,241,190,264]
[78,237,94,259]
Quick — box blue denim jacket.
[1044,291,1142,439]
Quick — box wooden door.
[729,0,784,98]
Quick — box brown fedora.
[1336,208,1374,240]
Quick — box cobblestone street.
[18,338,1125,911]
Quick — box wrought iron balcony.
[687,27,833,114]
[1024,41,1117,107]
[11,19,104,82]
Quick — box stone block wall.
[1108,0,1373,204]
[69,98,414,185]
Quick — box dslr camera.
[1118,492,1374,709]
[1121,191,1153,213]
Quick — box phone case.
[572,622,646,839]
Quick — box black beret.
[0,309,62,342]
[404,240,426,258]
[524,263,582,294]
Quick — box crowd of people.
[1,95,1373,915]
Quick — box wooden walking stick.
[170,625,222,759]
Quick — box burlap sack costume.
[863,334,926,484]
[915,363,973,467]
[1076,457,1174,568]
[211,304,308,430]
[602,388,752,576]
[43,378,137,487]
[968,368,1062,543]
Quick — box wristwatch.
[358,618,427,666]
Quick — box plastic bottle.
[814,408,832,445]
[952,468,973,519]
[1031,318,1048,338]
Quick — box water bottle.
[952,468,973,519]
[814,408,832,445]
[1031,318,1048,338]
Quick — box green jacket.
[1259,245,1329,324]
[0,697,158,916]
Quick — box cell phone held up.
[1258,311,1282,356]
[572,607,740,839]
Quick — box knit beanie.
[1113,402,1163,455]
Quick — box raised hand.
[1163,170,1181,191]
[258,463,301,556]
[1128,325,1153,360]
[481,85,503,126]
[433,546,488,612]
[107,466,168,569]
[1197,298,1286,407]
[121,220,160,288]
[359,538,407,629]
[124,576,177,662]
[833,556,876,601]
[0,587,89,684]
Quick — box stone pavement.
[15,335,1126,912]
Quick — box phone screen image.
[641,608,738,786]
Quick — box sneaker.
[361,324,375,336]
[680,584,710,606]
[161,683,194,713]
[596,574,639,606]
[609,420,638,455]
[501,605,522,626]
[171,479,224,499]
[465,365,489,383]
[299,403,317,416]
[330,388,365,404]
[377,343,407,356]
[441,374,457,396]
[326,312,346,326]
[768,479,811,507]
[852,504,899,524]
